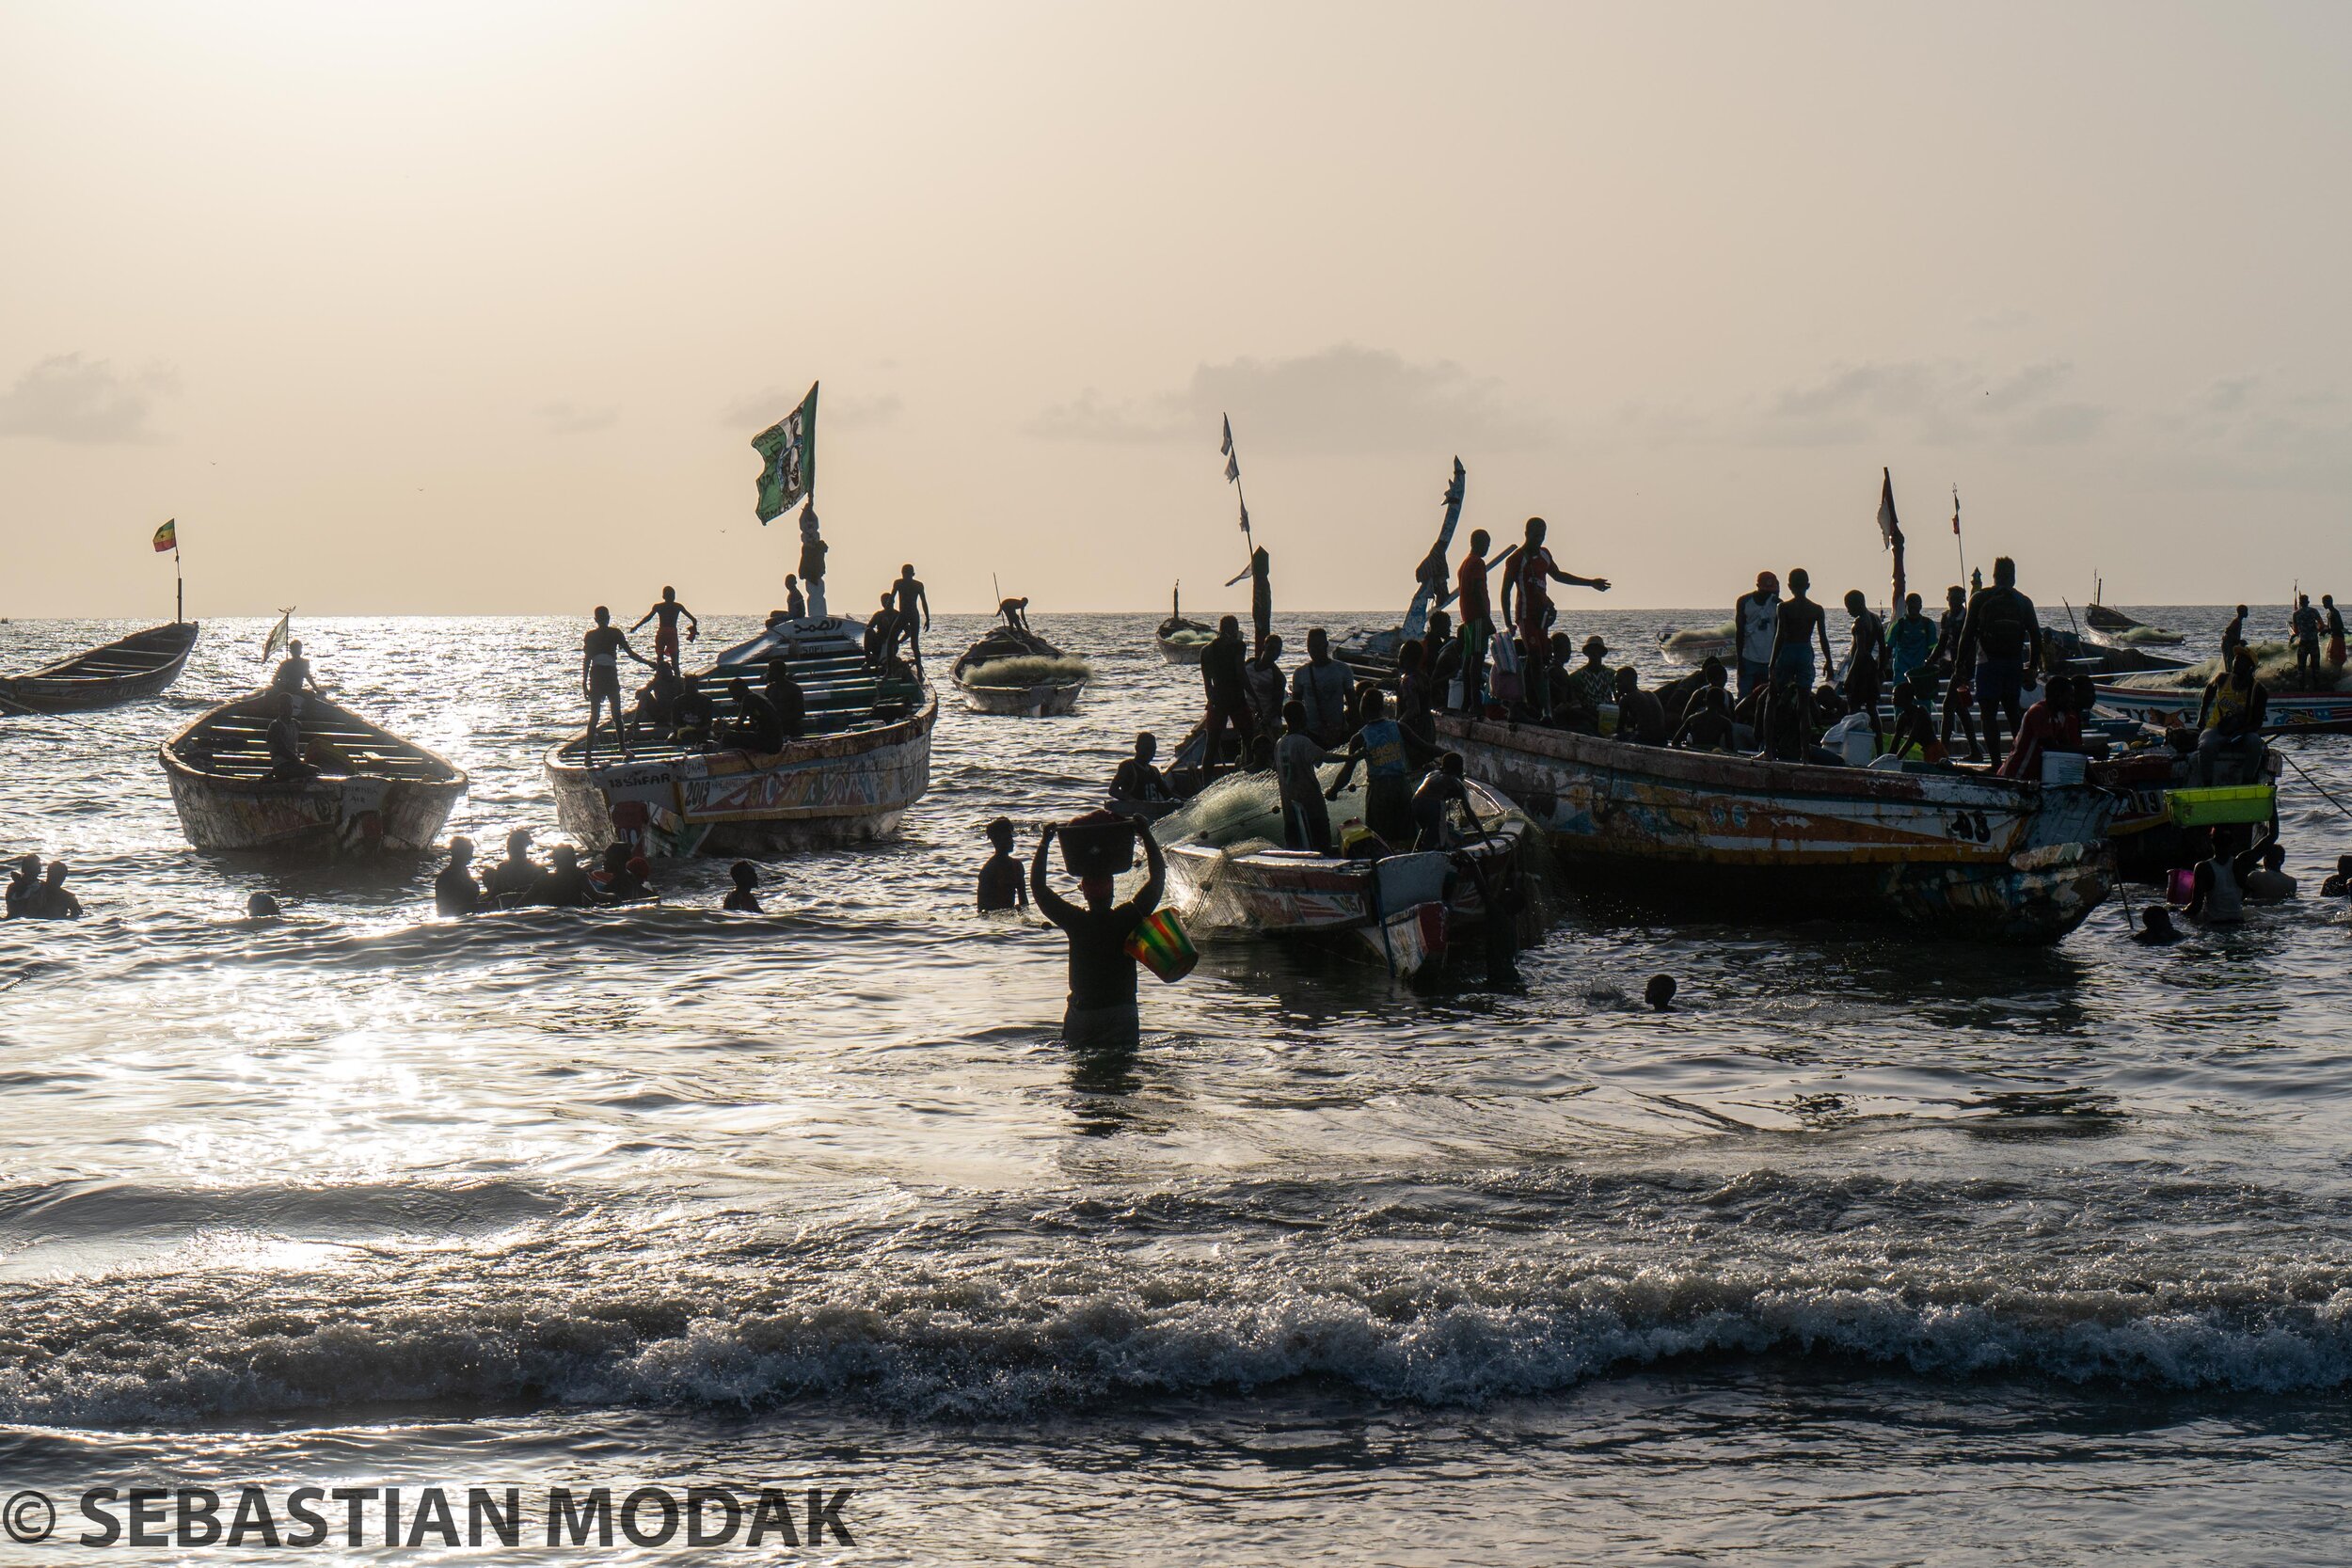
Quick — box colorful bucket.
[1124,908,1198,983]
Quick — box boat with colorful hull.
[161,692,467,856]
[547,619,934,855]
[1,622,199,713]
[1436,715,2115,941]
[2091,677,2352,736]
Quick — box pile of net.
[2138,641,2352,694]
[953,628,1092,688]
[1661,621,1737,653]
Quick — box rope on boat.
[2276,748,2352,823]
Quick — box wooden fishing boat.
[950,625,1089,716]
[160,691,467,855]
[2084,601,2185,645]
[0,622,199,713]
[1436,715,2116,941]
[547,619,935,855]
[1160,776,1531,978]
[1155,584,1216,664]
[2090,676,2352,736]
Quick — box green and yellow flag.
[151,518,177,553]
[751,383,818,524]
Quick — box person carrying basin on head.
[1031,815,1166,1051]
[629,587,699,669]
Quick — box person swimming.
[436,836,482,915]
[532,845,603,908]
[723,860,763,911]
[481,829,542,906]
[2132,907,2183,944]
[245,891,281,918]
[1645,974,1677,1012]
[18,862,82,920]
[977,818,1026,912]
[5,853,42,918]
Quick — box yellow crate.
[2166,784,2276,828]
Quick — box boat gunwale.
[542,683,939,781]
[160,690,469,791]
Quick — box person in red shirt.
[1997,675,2086,780]
[1497,516,1611,719]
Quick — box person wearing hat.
[481,829,543,906]
[1571,635,1618,716]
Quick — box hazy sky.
[6,1,2350,617]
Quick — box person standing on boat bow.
[271,639,325,720]
[892,564,932,675]
[581,607,655,764]
[629,587,699,669]
[1031,817,1166,1051]
[1200,616,1257,779]
[1499,517,1610,720]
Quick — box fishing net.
[2140,641,2352,694]
[1661,621,1737,652]
[958,654,1092,687]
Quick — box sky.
[4,0,2350,618]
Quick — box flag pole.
[175,541,183,625]
[1951,484,1966,588]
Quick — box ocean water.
[2,603,2350,1564]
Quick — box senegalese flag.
[1123,908,1198,984]
[751,382,818,524]
[151,518,177,553]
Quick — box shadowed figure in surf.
[481,829,542,907]
[723,860,763,912]
[435,835,482,915]
[977,818,1026,913]
[1030,819,1165,1051]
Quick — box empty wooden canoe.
[160,691,469,855]
[0,622,199,713]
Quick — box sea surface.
[2,603,2350,1565]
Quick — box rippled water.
[3,605,2350,1564]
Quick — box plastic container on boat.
[2040,751,2087,785]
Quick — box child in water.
[723,861,761,912]
[977,818,1026,912]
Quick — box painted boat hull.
[0,623,199,713]
[2092,681,2352,736]
[955,679,1085,716]
[1438,715,2114,942]
[548,689,937,855]
[164,767,464,855]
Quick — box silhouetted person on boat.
[1885,672,1942,762]
[1998,673,2085,781]
[435,836,482,915]
[271,638,325,719]
[1932,584,1981,760]
[722,677,784,753]
[1424,610,1461,706]
[2193,648,2269,785]
[1842,590,1890,743]
[798,502,829,620]
[765,657,805,740]
[784,573,806,621]
[1766,568,1836,699]
[582,607,654,764]
[1327,689,1421,845]
[1613,667,1669,745]
[1734,571,1782,701]
[1887,593,1936,685]
[1290,627,1353,747]
[1672,658,1738,751]
[670,673,714,747]
[2221,604,2249,667]
[1245,633,1288,738]
[1410,752,1478,851]
[1275,701,1341,852]
[1111,733,1171,807]
[2292,594,2324,685]
[724,860,763,911]
[1546,634,1602,735]
[998,596,1031,633]
[265,713,316,782]
[1226,545,1273,653]
[864,591,900,670]
[1454,530,1502,713]
[892,564,932,674]
[1499,516,1610,719]
[1567,636,1616,716]
[977,818,1026,912]
[1951,556,2042,768]
[1031,817,1166,1050]
[482,829,542,906]
[630,587,699,668]
[1200,616,1256,780]
[1395,638,1438,750]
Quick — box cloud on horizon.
[1757,358,2107,449]
[1028,345,1549,453]
[536,400,619,436]
[0,354,178,443]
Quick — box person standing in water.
[581,608,655,764]
[1734,571,1782,702]
[1226,545,1274,654]
[1030,818,1165,1050]
[977,818,1026,912]
[1499,516,1611,719]
[892,564,931,674]
[435,836,482,915]
[481,829,543,906]
[723,861,764,911]
[629,587,699,669]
